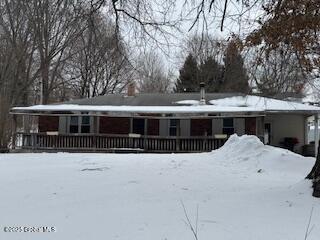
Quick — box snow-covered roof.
[209,95,320,112]
[174,100,201,105]
[11,95,320,115]
[11,104,260,114]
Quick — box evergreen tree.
[199,56,224,92]
[222,40,249,93]
[175,54,199,92]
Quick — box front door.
[191,119,212,136]
[245,118,256,135]
[264,123,271,144]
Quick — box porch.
[15,132,227,153]
[9,93,320,155]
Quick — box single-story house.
[10,86,320,154]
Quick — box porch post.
[261,116,265,144]
[315,114,319,156]
[93,116,98,148]
[129,117,133,133]
[12,114,17,149]
[144,119,148,150]
[22,115,25,133]
[176,119,180,151]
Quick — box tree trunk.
[306,144,320,197]
[41,61,50,105]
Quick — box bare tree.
[23,0,87,104]
[180,34,226,65]
[135,51,172,93]
[248,46,307,96]
[65,10,133,98]
[0,1,124,148]
[0,0,38,149]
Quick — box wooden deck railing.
[15,132,227,153]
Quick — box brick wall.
[38,116,59,132]
[99,117,130,134]
[147,119,159,135]
[191,119,212,136]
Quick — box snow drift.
[213,134,315,178]
[214,134,265,160]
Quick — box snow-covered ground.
[0,135,319,240]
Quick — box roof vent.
[200,82,206,105]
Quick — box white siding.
[180,119,190,136]
[159,119,168,136]
[212,119,223,135]
[234,118,245,135]
[59,117,67,134]
[265,114,307,152]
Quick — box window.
[169,119,179,136]
[81,116,91,133]
[223,118,234,135]
[69,116,91,133]
[70,116,79,133]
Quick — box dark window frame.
[69,116,79,133]
[81,116,91,133]
[169,119,179,136]
[222,118,234,135]
[69,115,91,134]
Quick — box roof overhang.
[10,104,320,117]
[10,105,264,118]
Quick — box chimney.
[199,82,206,105]
[127,82,136,96]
